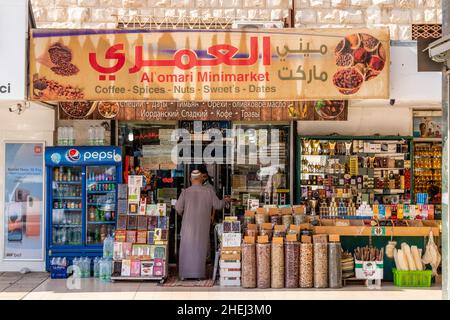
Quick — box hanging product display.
[299,242,314,288]
[328,242,342,288]
[314,242,328,288]
[256,241,271,289]
[284,240,300,288]
[271,239,284,289]
[241,242,257,288]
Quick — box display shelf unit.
[295,136,414,205]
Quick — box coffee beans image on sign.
[47,42,79,76]
[51,63,79,77]
[48,43,72,65]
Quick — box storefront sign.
[30,28,389,101]
[3,142,44,260]
[0,0,27,100]
[45,146,122,166]
[58,100,348,121]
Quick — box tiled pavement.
[0,272,443,300]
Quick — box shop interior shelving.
[413,138,442,217]
[296,136,414,206]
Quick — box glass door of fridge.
[86,165,117,245]
[50,166,83,247]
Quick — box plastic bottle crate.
[392,268,432,287]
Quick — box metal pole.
[442,0,450,300]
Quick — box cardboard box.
[154,228,162,241]
[116,215,128,230]
[355,260,383,280]
[154,258,164,267]
[127,215,138,230]
[136,231,147,244]
[137,215,148,230]
[220,276,241,287]
[146,204,158,216]
[122,242,133,259]
[147,231,155,245]
[148,216,158,230]
[222,233,242,247]
[153,266,164,276]
[113,242,124,260]
[115,230,126,242]
[121,259,131,276]
[221,253,241,261]
[126,231,137,243]
[220,268,241,278]
[157,203,167,216]
[219,260,241,269]
[141,260,154,277]
[130,260,141,277]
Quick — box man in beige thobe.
[175,170,227,280]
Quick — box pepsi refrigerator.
[45,146,122,270]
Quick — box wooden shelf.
[313,225,439,237]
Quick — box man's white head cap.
[191,170,202,178]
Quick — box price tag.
[371,226,385,236]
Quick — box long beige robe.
[175,185,225,279]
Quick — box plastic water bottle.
[94,125,101,146]
[99,258,106,281]
[88,126,94,146]
[93,257,100,279]
[57,127,62,146]
[99,258,112,281]
[72,257,81,278]
[100,126,105,146]
[103,235,113,258]
[83,257,91,278]
[68,126,74,145]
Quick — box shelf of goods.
[413,141,442,206]
[111,184,169,283]
[297,136,413,208]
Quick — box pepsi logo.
[66,149,81,162]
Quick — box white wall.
[0,102,55,272]
[297,104,413,136]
